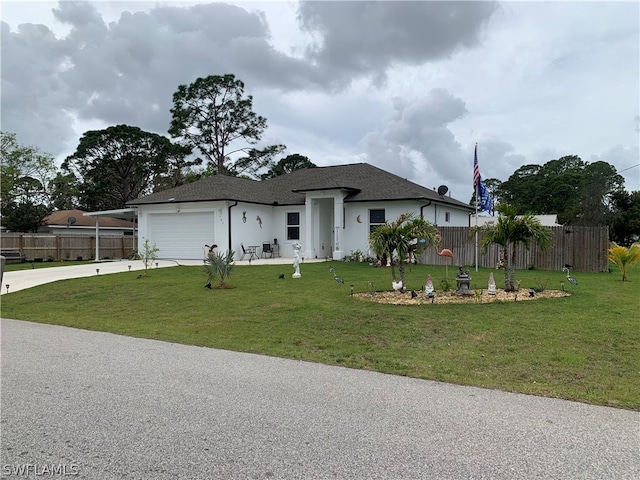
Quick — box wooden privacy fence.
[1,233,136,261]
[419,226,610,273]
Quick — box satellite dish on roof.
[67,216,76,226]
[437,185,449,196]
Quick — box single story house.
[41,209,135,236]
[127,163,475,260]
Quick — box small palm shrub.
[203,250,235,288]
[608,242,640,281]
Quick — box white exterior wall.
[427,202,470,227]
[340,200,471,258]
[137,201,306,260]
[136,199,471,260]
[230,203,279,259]
[341,201,425,258]
[272,205,306,259]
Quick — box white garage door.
[147,212,215,259]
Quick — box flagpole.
[474,143,479,272]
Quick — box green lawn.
[2,261,639,410]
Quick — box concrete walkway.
[1,319,638,479]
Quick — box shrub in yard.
[140,238,159,275]
[203,250,235,288]
[533,277,549,292]
[440,278,452,292]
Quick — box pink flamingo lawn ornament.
[436,247,454,279]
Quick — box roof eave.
[291,186,361,194]
[127,198,296,207]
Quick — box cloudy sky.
[2,0,639,203]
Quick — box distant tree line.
[479,155,638,246]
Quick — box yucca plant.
[608,242,640,281]
[203,250,235,288]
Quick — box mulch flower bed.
[353,289,570,305]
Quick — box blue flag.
[478,178,492,213]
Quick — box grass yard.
[2,261,639,410]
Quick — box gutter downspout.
[228,201,238,251]
[420,201,432,220]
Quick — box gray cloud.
[3,1,498,158]
[2,1,317,155]
[474,138,527,180]
[358,92,544,201]
[1,0,635,201]
[52,0,105,28]
[1,20,77,154]
[361,89,468,183]
[298,1,498,87]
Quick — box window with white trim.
[369,209,385,233]
[287,212,300,240]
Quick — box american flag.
[473,144,492,213]
[473,143,480,189]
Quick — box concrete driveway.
[1,257,315,294]
[1,259,181,294]
[1,318,638,479]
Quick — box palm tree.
[473,205,553,291]
[369,213,438,287]
[608,242,640,281]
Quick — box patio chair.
[261,242,274,258]
[240,243,258,261]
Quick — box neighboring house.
[474,214,561,227]
[128,163,475,260]
[41,209,135,236]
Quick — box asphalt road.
[1,318,638,479]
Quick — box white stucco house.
[127,163,474,260]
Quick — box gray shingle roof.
[128,163,473,210]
